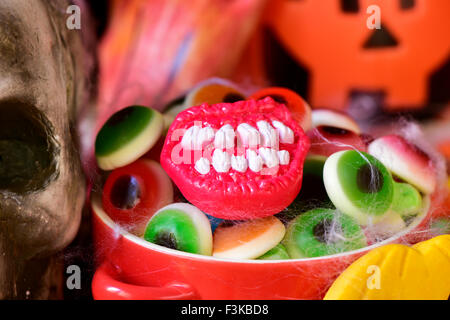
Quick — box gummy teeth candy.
[160,98,310,219]
[96,106,164,170]
[368,135,436,194]
[144,203,213,256]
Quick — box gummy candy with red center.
[307,109,367,157]
[160,98,310,220]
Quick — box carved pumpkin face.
[266,0,450,112]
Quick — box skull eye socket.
[0,100,59,193]
[340,0,359,13]
[400,0,415,10]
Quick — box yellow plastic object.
[413,236,450,300]
[324,235,450,300]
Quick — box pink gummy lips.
[160,98,310,220]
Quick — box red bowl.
[91,195,435,300]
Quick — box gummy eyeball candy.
[250,87,312,131]
[163,78,247,130]
[430,217,450,237]
[307,126,367,157]
[96,106,164,170]
[311,109,361,134]
[185,77,246,108]
[160,98,310,219]
[277,155,332,223]
[323,150,394,225]
[144,203,213,256]
[257,244,290,260]
[295,155,330,205]
[367,211,407,240]
[368,135,436,194]
[391,182,422,217]
[102,159,173,235]
[213,216,286,260]
[283,208,367,258]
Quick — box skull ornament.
[0,0,92,299]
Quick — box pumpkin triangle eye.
[363,24,399,49]
[340,0,359,13]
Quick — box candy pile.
[95,78,437,260]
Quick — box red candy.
[307,126,367,157]
[160,98,310,220]
[368,135,437,194]
[250,87,312,131]
[102,159,173,235]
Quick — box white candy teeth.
[214,124,235,150]
[277,150,290,165]
[212,149,231,173]
[195,157,211,174]
[196,127,215,149]
[247,149,263,172]
[181,125,200,150]
[272,121,294,144]
[231,155,248,173]
[257,121,278,148]
[237,123,260,148]
[185,122,292,174]
[259,148,279,168]
[182,126,215,150]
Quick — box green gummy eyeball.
[297,155,331,204]
[257,244,290,260]
[430,218,450,236]
[283,208,367,258]
[143,203,213,255]
[323,150,394,225]
[391,182,422,217]
[95,106,163,170]
[277,155,333,224]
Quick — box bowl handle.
[92,262,198,300]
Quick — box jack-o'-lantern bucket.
[239,0,450,115]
